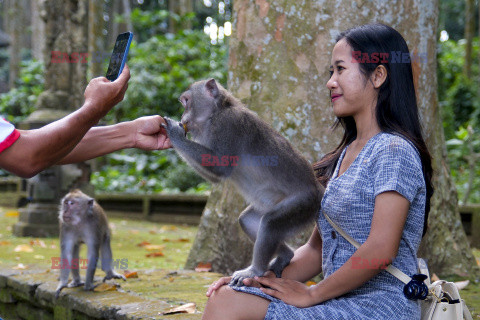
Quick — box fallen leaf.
[14,244,33,253]
[13,263,27,270]
[137,241,151,247]
[305,281,316,287]
[146,252,164,258]
[124,270,138,278]
[195,262,212,272]
[149,230,157,235]
[30,239,46,248]
[161,303,196,315]
[0,241,11,246]
[33,255,45,260]
[5,210,19,217]
[161,225,178,232]
[94,283,118,292]
[144,244,165,251]
[129,230,139,235]
[163,238,190,243]
[454,280,469,290]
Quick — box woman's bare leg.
[202,285,270,320]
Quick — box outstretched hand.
[131,115,172,150]
[254,276,317,308]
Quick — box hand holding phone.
[106,32,133,81]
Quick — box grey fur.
[55,189,125,298]
[163,79,323,286]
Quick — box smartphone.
[105,32,133,81]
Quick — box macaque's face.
[179,81,217,136]
[60,193,92,226]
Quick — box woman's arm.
[57,116,171,164]
[280,225,323,282]
[257,191,409,307]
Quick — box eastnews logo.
[51,257,128,270]
[351,51,427,64]
[201,154,279,167]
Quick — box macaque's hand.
[131,115,172,150]
[254,276,316,308]
[83,64,130,117]
[161,116,186,144]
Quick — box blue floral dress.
[232,132,426,320]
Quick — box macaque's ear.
[205,79,219,98]
[87,199,94,214]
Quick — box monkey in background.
[163,79,323,286]
[55,189,125,298]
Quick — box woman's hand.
[205,271,277,297]
[255,276,317,308]
[206,276,232,297]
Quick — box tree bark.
[88,0,105,78]
[7,0,21,89]
[31,0,46,62]
[168,0,193,33]
[186,0,479,277]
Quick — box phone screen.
[106,32,133,81]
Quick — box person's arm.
[57,115,172,164]
[0,66,130,178]
[256,191,409,308]
[280,226,323,282]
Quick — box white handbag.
[323,211,473,320]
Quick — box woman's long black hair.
[313,23,434,237]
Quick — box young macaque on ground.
[162,79,323,286]
[55,189,125,298]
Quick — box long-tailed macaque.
[55,189,125,297]
[163,79,323,286]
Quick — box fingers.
[115,64,131,85]
[206,277,231,297]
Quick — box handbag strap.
[322,210,411,284]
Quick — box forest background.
[0,0,478,204]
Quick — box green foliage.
[91,149,208,193]
[94,28,227,194]
[104,29,227,124]
[0,59,44,124]
[438,38,480,203]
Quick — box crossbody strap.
[322,210,411,284]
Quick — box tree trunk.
[186,0,479,277]
[88,0,105,78]
[31,0,46,62]
[168,0,193,33]
[463,0,475,78]
[7,0,21,89]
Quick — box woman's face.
[326,39,377,118]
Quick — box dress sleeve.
[0,118,20,154]
[372,137,425,203]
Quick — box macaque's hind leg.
[101,234,126,282]
[68,243,84,287]
[84,242,100,291]
[238,205,262,242]
[268,242,294,277]
[230,193,315,287]
[55,240,74,298]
